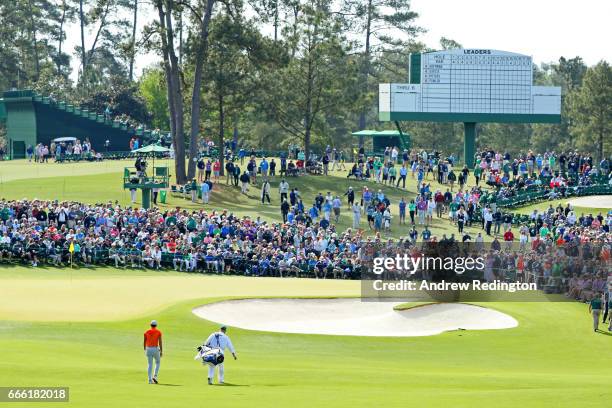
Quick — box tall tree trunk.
[273,0,279,41]
[233,113,239,148]
[156,0,186,183]
[304,57,313,157]
[87,1,111,66]
[178,11,183,65]
[187,0,215,180]
[57,0,67,76]
[129,0,138,81]
[599,129,604,162]
[79,0,86,78]
[28,0,40,81]
[166,1,186,183]
[357,0,373,148]
[290,5,299,58]
[218,92,225,176]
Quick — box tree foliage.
[0,0,609,167]
[139,68,170,130]
[79,85,151,124]
[569,61,612,161]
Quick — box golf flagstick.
[69,241,74,269]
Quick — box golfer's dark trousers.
[262,194,270,204]
[397,175,406,188]
[486,221,492,235]
[458,221,464,233]
[282,212,288,223]
[281,192,288,202]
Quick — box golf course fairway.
[0,267,610,408]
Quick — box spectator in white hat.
[204,325,237,385]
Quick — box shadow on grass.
[214,383,249,387]
[596,329,612,336]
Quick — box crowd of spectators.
[474,149,611,203]
[4,141,611,325]
[0,199,367,279]
[1,196,608,283]
[27,139,102,163]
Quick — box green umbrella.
[133,144,171,154]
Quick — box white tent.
[52,137,77,143]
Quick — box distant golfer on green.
[589,295,602,332]
[144,320,163,384]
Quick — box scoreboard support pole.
[463,122,477,168]
[141,188,152,210]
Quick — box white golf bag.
[194,344,224,367]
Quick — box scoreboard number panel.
[378,49,561,169]
[380,49,561,119]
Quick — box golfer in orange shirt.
[144,320,163,384]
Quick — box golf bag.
[194,345,224,367]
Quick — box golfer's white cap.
[150,320,158,326]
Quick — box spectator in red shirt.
[434,190,445,218]
[503,228,514,250]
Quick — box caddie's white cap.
[150,320,158,326]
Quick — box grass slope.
[2,159,608,241]
[511,198,609,217]
[0,159,488,240]
[0,268,610,408]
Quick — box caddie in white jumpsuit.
[205,325,237,385]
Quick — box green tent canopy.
[132,144,171,154]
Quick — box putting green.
[0,267,358,321]
[0,268,610,408]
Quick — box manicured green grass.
[0,158,471,239]
[0,266,358,322]
[0,267,610,408]
[1,160,610,407]
[511,198,609,216]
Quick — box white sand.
[192,298,518,337]
[566,195,612,209]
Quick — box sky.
[64,0,611,81]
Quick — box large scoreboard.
[379,49,561,122]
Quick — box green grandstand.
[0,90,167,158]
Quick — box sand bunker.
[566,195,612,209]
[192,298,518,337]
